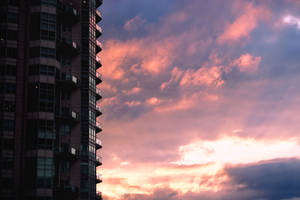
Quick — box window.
[2,139,14,150]
[38,120,55,139]
[1,120,15,132]
[1,101,16,112]
[30,12,56,41]
[27,83,54,112]
[29,64,55,76]
[37,157,54,188]
[0,83,16,94]
[31,0,56,7]
[60,124,71,135]
[40,83,54,112]
[30,47,56,59]
[7,12,18,23]
[40,13,56,40]
[41,47,55,58]
[0,64,16,76]
[0,47,17,58]
[0,29,18,41]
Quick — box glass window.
[60,124,71,135]
[37,157,54,188]
[1,120,15,132]
[0,47,17,58]
[2,101,16,112]
[30,47,56,59]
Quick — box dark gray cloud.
[226,159,300,200]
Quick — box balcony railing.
[58,73,79,90]
[96,24,102,38]
[96,105,102,117]
[96,72,102,85]
[55,145,79,160]
[96,138,102,149]
[58,2,80,25]
[96,9,102,23]
[55,184,79,199]
[96,155,102,166]
[96,58,102,69]
[96,40,103,53]
[95,121,102,133]
[96,88,102,100]
[57,38,80,56]
[96,174,102,183]
[57,110,80,124]
[96,0,103,8]
[96,192,102,200]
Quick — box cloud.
[180,66,224,88]
[283,15,300,29]
[232,53,262,73]
[217,2,271,44]
[124,16,146,32]
[226,159,300,200]
[146,97,162,106]
[123,87,142,95]
[125,101,141,107]
[174,136,300,165]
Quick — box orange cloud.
[218,2,270,44]
[233,53,262,73]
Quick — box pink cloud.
[217,2,271,44]
[160,67,183,90]
[124,16,146,32]
[123,87,142,95]
[125,101,142,107]
[100,37,178,78]
[146,97,162,106]
[180,66,224,88]
[232,53,262,73]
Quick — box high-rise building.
[0,0,103,199]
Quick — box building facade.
[0,0,103,199]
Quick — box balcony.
[96,88,102,101]
[96,192,102,200]
[96,9,102,23]
[96,138,102,150]
[96,72,102,85]
[96,105,102,117]
[56,110,79,124]
[55,145,79,161]
[55,184,79,199]
[57,73,79,90]
[96,24,102,38]
[96,174,102,183]
[96,0,103,8]
[57,38,80,57]
[96,155,102,166]
[95,121,102,133]
[58,2,80,25]
[96,40,103,53]
[96,58,102,69]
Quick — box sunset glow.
[98,0,300,199]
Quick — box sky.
[96,0,300,199]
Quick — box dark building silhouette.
[0,0,103,199]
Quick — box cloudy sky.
[96,0,300,199]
